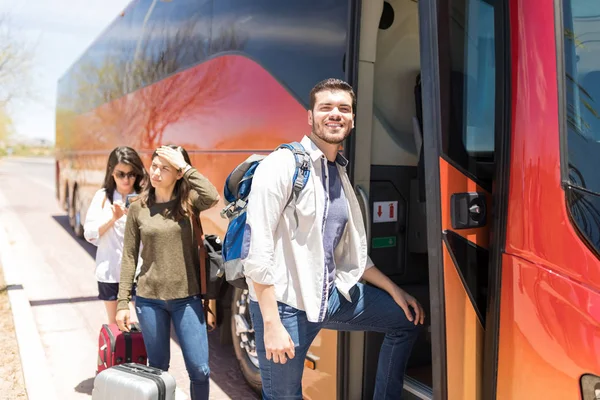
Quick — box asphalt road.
[0,156,259,400]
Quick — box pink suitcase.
[97,324,147,373]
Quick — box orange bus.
[56,0,600,398]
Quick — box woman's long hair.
[102,146,147,204]
[142,145,193,221]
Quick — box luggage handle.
[122,323,141,363]
[118,363,163,376]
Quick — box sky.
[0,0,131,143]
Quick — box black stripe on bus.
[442,230,489,325]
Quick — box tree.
[0,109,13,145]
[0,14,34,109]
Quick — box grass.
[0,263,28,399]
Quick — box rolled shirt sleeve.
[242,149,296,285]
[365,255,375,270]
[83,189,107,246]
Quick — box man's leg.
[249,300,321,399]
[323,284,421,400]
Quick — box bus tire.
[230,287,261,393]
[67,186,75,228]
[72,188,84,239]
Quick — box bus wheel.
[231,287,261,393]
[72,189,84,238]
[67,189,75,228]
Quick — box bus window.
[562,0,600,255]
[447,0,497,185]
[127,0,212,93]
[211,0,349,108]
[462,1,496,156]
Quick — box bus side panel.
[497,0,600,397]
[303,329,337,400]
[442,242,484,400]
[496,253,600,399]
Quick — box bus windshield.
[562,0,600,254]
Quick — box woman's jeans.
[135,295,210,400]
[250,283,421,400]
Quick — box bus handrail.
[356,184,371,245]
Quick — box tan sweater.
[117,168,219,311]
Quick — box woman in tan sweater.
[116,145,220,400]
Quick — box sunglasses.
[114,171,137,180]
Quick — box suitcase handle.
[119,363,163,376]
[129,323,142,332]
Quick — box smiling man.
[242,78,425,399]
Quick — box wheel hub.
[234,290,259,368]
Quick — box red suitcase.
[97,323,147,374]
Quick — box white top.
[84,189,142,283]
[242,136,373,323]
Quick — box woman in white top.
[84,146,147,324]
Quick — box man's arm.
[252,282,296,363]
[243,149,298,363]
[361,266,425,325]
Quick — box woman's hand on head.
[156,146,188,171]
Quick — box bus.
[55,0,600,398]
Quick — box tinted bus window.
[211,0,348,108]
[562,0,600,254]
[62,0,349,115]
[445,0,497,184]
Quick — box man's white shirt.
[242,135,373,323]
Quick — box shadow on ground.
[52,215,97,259]
[75,377,94,395]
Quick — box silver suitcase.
[92,363,177,400]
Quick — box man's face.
[308,90,354,145]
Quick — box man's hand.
[390,286,425,325]
[361,266,425,325]
[264,321,295,364]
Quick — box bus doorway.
[346,0,508,398]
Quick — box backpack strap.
[277,142,311,232]
[191,212,208,295]
[277,142,310,206]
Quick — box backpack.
[220,142,311,289]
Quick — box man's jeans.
[249,283,421,400]
[135,295,210,400]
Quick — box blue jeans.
[135,295,210,400]
[249,283,421,400]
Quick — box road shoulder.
[0,191,57,400]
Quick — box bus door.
[419,0,508,398]
[340,0,507,397]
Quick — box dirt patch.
[0,263,27,399]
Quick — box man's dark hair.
[309,78,356,111]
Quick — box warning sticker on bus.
[373,201,398,223]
